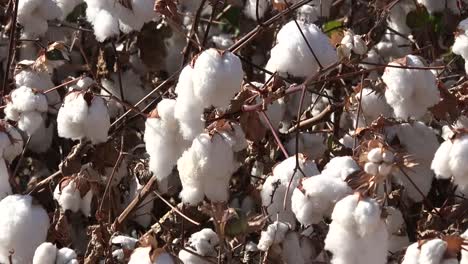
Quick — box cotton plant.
[177,121,247,205]
[324,194,388,264]
[144,99,188,193]
[84,0,159,42]
[260,155,320,228]
[128,246,175,264]
[453,18,468,75]
[431,133,468,197]
[178,228,219,264]
[123,176,155,228]
[351,87,393,128]
[33,242,78,264]
[174,49,243,141]
[401,237,467,264]
[53,175,94,216]
[0,122,24,199]
[0,195,50,264]
[382,55,440,120]
[285,132,327,160]
[417,0,467,14]
[111,235,138,261]
[385,206,410,253]
[57,90,111,144]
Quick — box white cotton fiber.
[324,194,388,264]
[419,239,447,264]
[417,0,465,14]
[1,122,24,163]
[382,55,440,120]
[0,195,50,264]
[340,30,367,58]
[321,156,360,181]
[257,221,289,251]
[33,242,57,264]
[18,0,61,37]
[453,18,468,75]
[353,88,393,127]
[53,179,93,216]
[266,20,337,78]
[178,228,218,264]
[192,49,243,108]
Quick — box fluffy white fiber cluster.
[324,194,388,264]
[431,135,468,197]
[33,242,77,264]
[17,0,61,37]
[175,49,243,141]
[402,239,457,264]
[84,0,158,42]
[260,155,319,228]
[128,247,174,264]
[0,195,50,264]
[0,122,24,199]
[453,18,468,75]
[144,99,187,193]
[5,86,48,136]
[382,55,440,120]
[353,88,393,127]
[321,156,361,180]
[57,91,111,144]
[417,0,467,14]
[257,221,289,251]
[53,178,93,216]
[178,228,219,264]
[177,124,246,205]
[265,20,338,78]
[340,30,367,57]
[364,148,394,177]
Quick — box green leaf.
[323,20,343,37]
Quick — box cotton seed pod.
[364,162,379,175]
[367,148,383,163]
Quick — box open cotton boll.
[17,0,61,37]
[53,180,93,216]
[192,49,243,108]
[144,99,188,193]
[257,221,289,251]
[178,132,238,204]
[339,30,367,58]
[57,92,110,144]
[33,242,57,264]
[218,122,248,152]
[324,194,388,264]
[291,174,352,226]
[321,156,360,181]
[382,55,440,120]
[385,207,410,253]
[402,242,421,264]
[178,228,218,264]
[419,239,447,264]
[265,20,337,79]
[91,9,120,42]
[14,69,61,109]
[56,247,77,264]
[243,0,269,20]
[174,66,205,141]
[0,195,50,264]
[453,18,468,75]
[353,88,392,127]
[285,133,326,160]
[388,122,439,202]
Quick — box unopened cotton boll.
[382,55,440,120]
[265,20,338,78]
[324,194,388,264]
[453,18,468,75]
[0,195,50,264]
[145,99,188,193]
[57,91,111,144]
[192,49,243,108]
[291,174,352,226]
[285,133,327,160]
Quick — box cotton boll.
[321,156,360,181]
[83,96,110,144]
[33,242,57,264]
[364,162,379,175]
[419,239,447,264]
[340,30,367,57]
[354,88,393,127]
[448,135,468,187]
[244,0,269,20]
[178,229,218,264]
[402,242,420,264]
[128,247,152,264]
[266,20,337,79]
[53,181,81,213]
[192,49,243,108]
[453,18,468,75]
[291,174,352,226]
[56,247,77,264]
[417,0,463,14]
[219,122,248,152]
[285,133,326,160]
[92,9,120,42]
[257,221,289,251]
[0,195,50,264]
[382,55,440,120]
[18,111,44,136]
